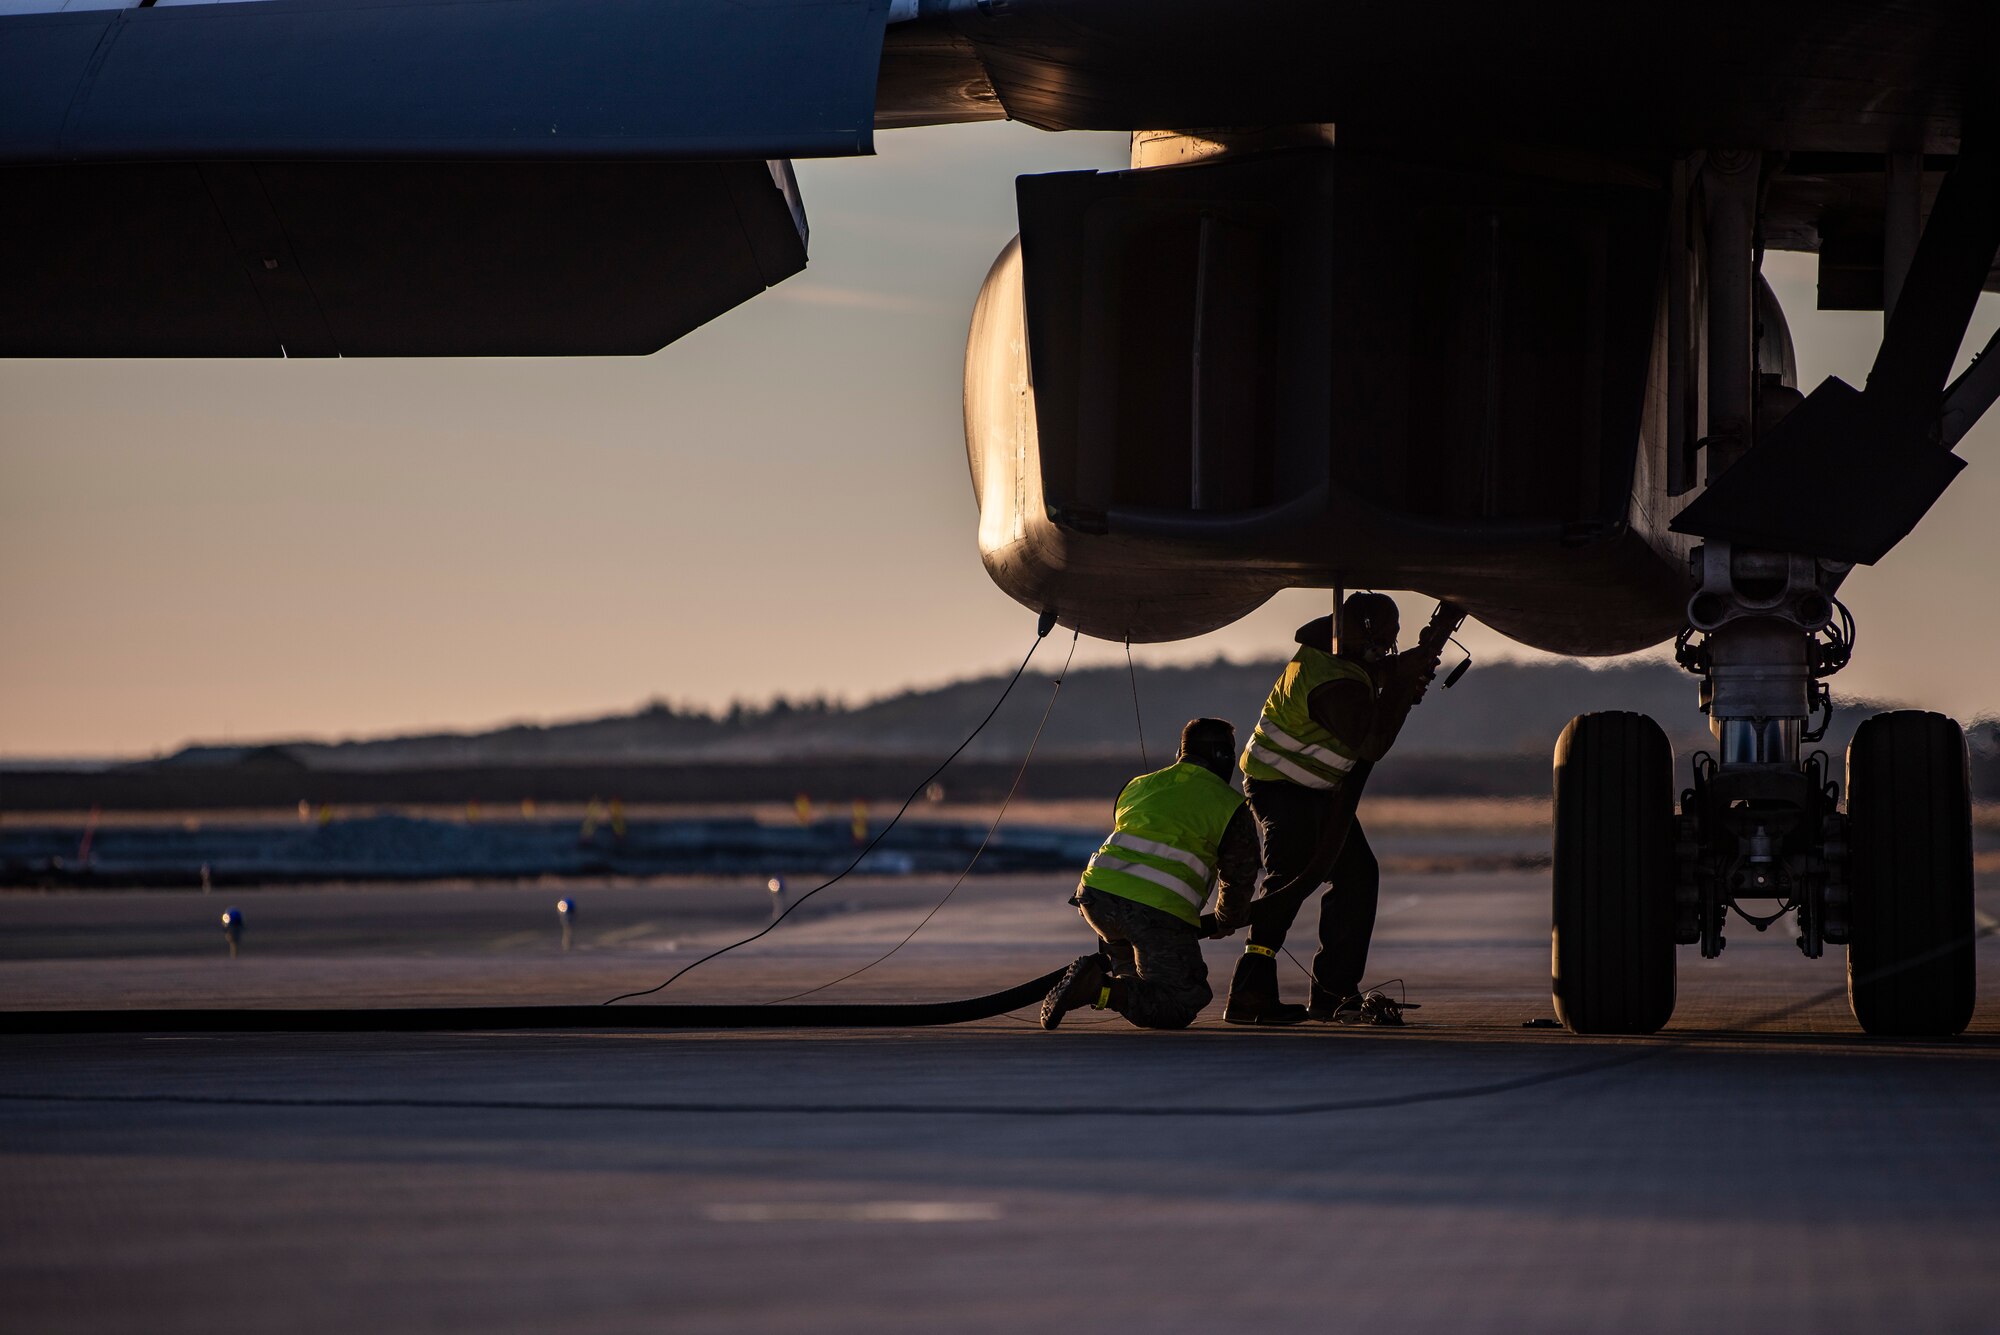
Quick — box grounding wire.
[1276,944,1412,1009]
[1282,944,1316,986]
[762,628,1081,1004]
[1124,634,1148,770]
[600,619,1054,1006]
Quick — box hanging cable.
[1124,633,1149,770]
[601,615,1057,1006]
[1282,945,1316,987]
[1276,946,1413,1010]
[764,628,1080,1003]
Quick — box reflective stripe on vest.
[1243,738,1338,790]
[1255,717,1358,775]
[1083,849,1204,908]
[1078,761,1246,926]
[1101,831,1213,882]
[1240,647,1371,790]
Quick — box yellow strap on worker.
[1094,985,1112,1010]
[1243,943,1276,958]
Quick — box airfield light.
[220,907,244,959]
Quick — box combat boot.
[1222,945,1307,1025]
[1307,992,1362,1023]
[1040,952,1112,1030]
[1306,979,1351,1020]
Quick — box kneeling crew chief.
[1040,717,1258,1030]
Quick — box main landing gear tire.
[1552,712,1677,1035]
[1846,711,1976,1037]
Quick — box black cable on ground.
[763,629,1080,1004]
[601,617,1055,1006]
[0,966,1069,1035]
[19,920,1998,1085]
[0,615,1098,1037]
[14,920,1986,1040]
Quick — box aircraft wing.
[0,0,890,356]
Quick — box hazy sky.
[2,122,1996,757]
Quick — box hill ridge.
[142,658,1981,772]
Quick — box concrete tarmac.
[5,866,1999,1333]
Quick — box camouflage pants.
[1072,886,1213,1030]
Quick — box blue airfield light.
[220,907,244,958]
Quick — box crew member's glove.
[1211,890,1253,936]
[1395,645,1440,681]
[1381,647,1437,705]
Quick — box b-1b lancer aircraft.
[3,0,1993,1036]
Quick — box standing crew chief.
[1040,718,1258,1030]
[1223,593,1435,1025]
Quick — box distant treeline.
[89,658,1983,766]
[0,756,1569,813]
[4,658,1993,810]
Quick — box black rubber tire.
[1552,711,1677,1035]
[1846,710,1975,1037]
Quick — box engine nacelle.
[964,145,1708,654]
[965,236,1284,642]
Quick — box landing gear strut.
[1551,131,1998,1036]
[1672,541,1855,969]
[1553,541,1975,1037]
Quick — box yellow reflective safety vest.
[1079,761,1246,926]
[1239,647,1371,790]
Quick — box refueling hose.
[3,616,1083,1037]
[0,967,1069,1035]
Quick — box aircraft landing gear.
[1551,711,1678,1034]
[1845,710,1977,1035]
[1552,542,1975,1036]
[1671,542,1854,976]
